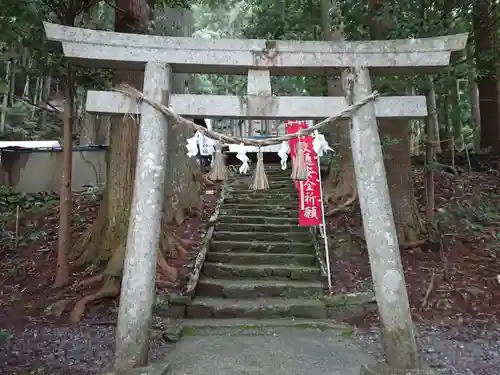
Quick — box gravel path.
[355,323,500,375]
[1,320,499,374]
[0,318,175,375]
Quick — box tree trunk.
[467,46,481,150]
[319,0,357,211]
[380,120,425,243]
[79,111,97,145]
[96,115,110,145]
[69,2,200,322]
[473,0,500,152]
[367,0,426,244]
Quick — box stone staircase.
[186,164,327,319]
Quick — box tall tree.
[367,0,426,244]
[69,0,200,322]
[473,0,500,152]
[320,0,358,213]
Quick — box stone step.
[186,297,327,319]
[226,193,298,201]
[217,215,298,225]
[227,189,297,197]
[197,277,323,298]
[213,231,310,242]
[228,179,292,188]
[202,263,319,281]
[205,252,315,266]
[222,203,297,211]
[220,208,297,217]
[210,240,313,254]
[223,198,298,207]
[216,223,306,233]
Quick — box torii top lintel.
[43,22,468,76]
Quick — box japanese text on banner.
[298,136,323,226]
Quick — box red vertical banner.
[298,136,323,226]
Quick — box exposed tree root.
[71,203,107,267]
[324,160,358,217]
[69,277,120,323]
[171,232,195,251]
[157,250,178,281]
[156,279,174,288]
[401,239,427,248]
[74,273,104,289]
[326,192,358,216]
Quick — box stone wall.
[0,147,106,193]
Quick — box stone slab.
[227,188,298,196]
[102,362,169,375]
[205,252,315,266]
[221,203,297,210]
[185,296,327,319]
[360,362,436,375]
[210,240,313,254]
[86,92,428,119]
[215,222,306,233]
[179,318,346,330]
[197,277,323,298]
[44,23,467,75]
[216,215,298,225]
[164,326,375,375]
[220,210,299,219]
[222,198,298,206]
[202,262,319,281]
[213,230,310,242]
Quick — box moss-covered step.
[210,240,313,254]
[227,180,292,189]
[215,223,307,233]
[224,197,299,206]
[227,189,298,198]
[185,297,327,319]
[225,194,298,201]
[196,277,323,299]
[213,231,310,242]
[219,208,297,218]
[221,203,297,211]
[217,215,299,225]
[205,252,315,266]
[202,263,319,281]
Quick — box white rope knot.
[235,143,250,174]
[186,131,199,157]
[277,141,289,170]
[312,130,333,157]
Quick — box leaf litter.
[0,182,221,374]
[326,164,500,375]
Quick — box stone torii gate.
[44,22,467,375]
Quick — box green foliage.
[0,0,484,146]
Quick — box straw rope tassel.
[251,149,269,190]
[291,138,308,181]
[208,142,226,181]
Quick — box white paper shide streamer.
[312,130,333,157]
[277,141,290,170]
[236,143,250,174]
[186,131,199,157]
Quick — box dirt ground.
[326,163,500,375]
[328,167,500,326]
[0,182,220,374]
[1,159,500,374]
